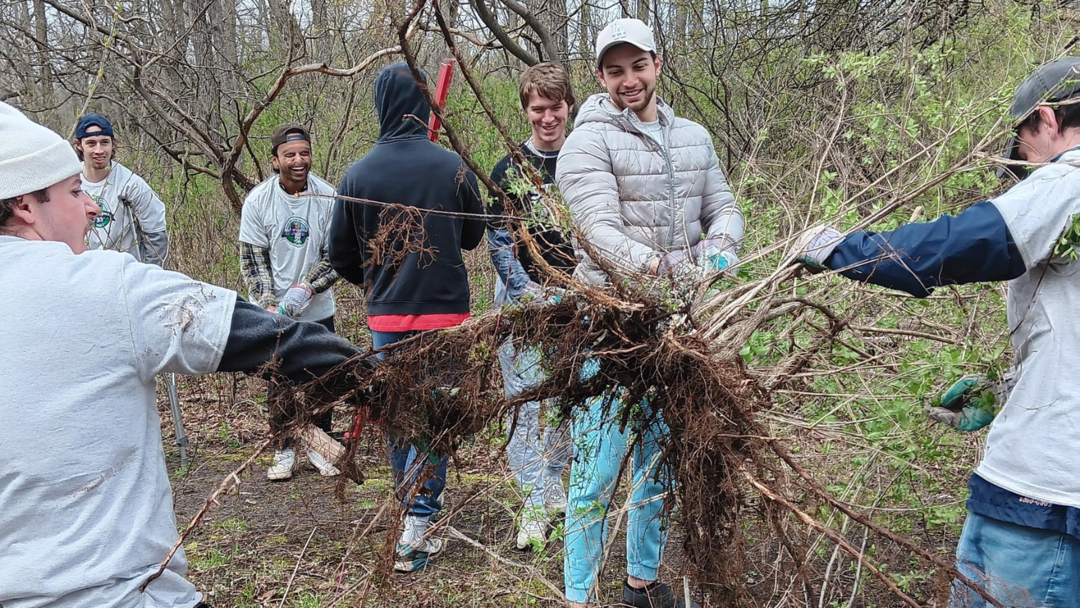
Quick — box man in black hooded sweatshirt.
[329,61,486,573]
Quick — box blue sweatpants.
[371,329,449,519]
[564,391,672,603]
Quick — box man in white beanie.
[0,101,366,608]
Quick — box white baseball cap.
[594,18,656,70]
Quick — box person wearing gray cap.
[75,113,170,266]
[555,16,744,608]
[0,101,367,608]
[788,57,1080,606]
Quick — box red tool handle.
[428,58,456,142]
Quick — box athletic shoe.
[393,537,445,573]
[621,581,701,608]
[306,448,340,477]
[544,483,568,513]
[266,448,296,481]
[516,510,549,550]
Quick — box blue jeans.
[499,340,572,510]
[950,511,1080,607]
[371,329,449,519]
[564,390,672,603]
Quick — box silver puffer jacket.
[555,93,744,286]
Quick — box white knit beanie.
[0,102,83,200]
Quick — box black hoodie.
[329,62,486,317]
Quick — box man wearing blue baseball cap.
[789,57,1080,607]
[75,113,170,266]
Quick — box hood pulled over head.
[375,61,430,141]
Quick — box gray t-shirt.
[83,161,168,264]
[638,119,665,149]
[0,237,235,607]
[238,174,336,321]
[980,148,1080,508]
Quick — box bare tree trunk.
[580,0,593,59]
[530,0,567,61]
[636,0,650,23]
[31,0,55,112]
[267,0,305,58]
[311,0,332,61]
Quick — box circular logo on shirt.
[280,217,310,247]
[92,199,113,228]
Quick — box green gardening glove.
[927,376,999,432]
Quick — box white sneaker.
[516,511,549,550]
[306,448,341,477]
[267,448,297,481]
[544,483,568,513]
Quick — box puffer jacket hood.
[374,61,429,142]
[572,92,676,138]
[555,92,745,286]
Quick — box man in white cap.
[75,113,170,266]
[0,101,364,608]
[555,17,744,608]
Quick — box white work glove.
[515,280,565,307]
[277,284,314,318]
[788,225,843,272]
[694,238,739,275]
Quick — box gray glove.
[788,225,843,272]
[277,284,314,318]
[656,249,693,276]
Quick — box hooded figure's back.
[328,62,486,317]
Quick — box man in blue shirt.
[791,57,1080,607]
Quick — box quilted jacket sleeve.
[556,126,659,275]
[699,145,745,247]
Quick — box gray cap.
[594,18,656,70]
[1002,57,1080,173]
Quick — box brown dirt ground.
[160,372,956,608]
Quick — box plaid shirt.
[240,242,339,309]
[240,242,276,309]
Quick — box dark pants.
[270,316,335,449]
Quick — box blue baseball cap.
[75,113,114,140]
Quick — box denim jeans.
[371,329,449,519]
[950,511,1080,607]
[563,388,672,603]
[499,340,572,510]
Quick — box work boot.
[306,448,341,477]
[393,537,445,573]
[516,509,549,550]
[266,448,297,481]
[621,581,701,608]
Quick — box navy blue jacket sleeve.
[328,176,366,286]
[827,201,1027,297]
